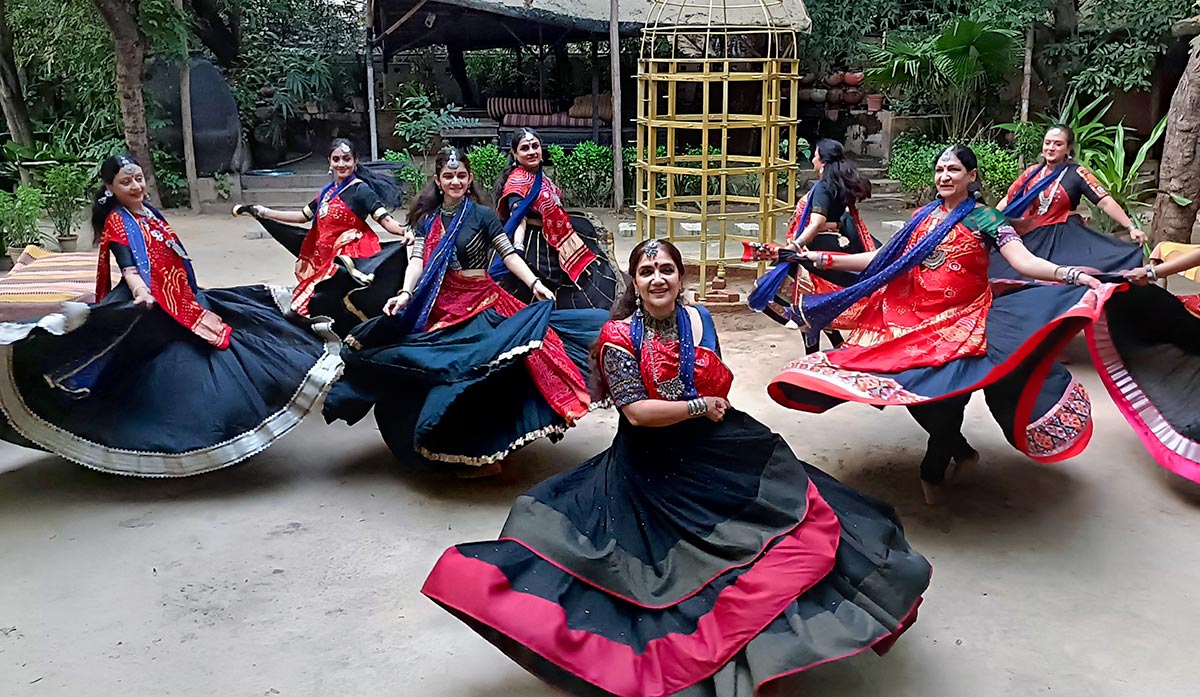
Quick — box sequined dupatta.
[631,304,700,400]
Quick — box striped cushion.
[0,245,116,322]
[501,112,595,128]
[487,97,555,120]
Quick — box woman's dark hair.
[934,144,987,204]
[1042,124,1076,162]
[91,153,138,246]
[328,138,401,207]
[588,239,687,400]
[406,147,484,229]
[815,139,871,207]
[494,128,551,202]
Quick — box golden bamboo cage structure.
[634,0,802,299]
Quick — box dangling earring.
[328,167,334,176]
[635,294,644,318]
[99,190,112,204]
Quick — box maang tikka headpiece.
[643,240,661,259]
[445,148,461,169]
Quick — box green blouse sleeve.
[963,206,1019,248]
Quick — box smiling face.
[811,149,824,174]
[934,151,975,202]
[329,146,356,182]
[633,246,682,317]
[1042,128,1071,165]
[515,135,542,169]
[437,162,473,203]
[108,163,147,210]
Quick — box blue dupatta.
[631,304,699,400]
[795,197,979,335]
[747,182,819,312]
[1002,163,1067,219]
[487,169,544,279]
[115,204,199,293]
[395,199,473,335]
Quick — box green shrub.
[465,143,507,198]
[553,142,614,207]
[0,184,47,248]
[42,164,91,237]
[384,149,428,200]
[151,149,189,208]
[888,132,1021,204]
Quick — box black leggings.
[906,393,974,483]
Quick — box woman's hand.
[1128,227,1147,244]
[1076,271,1102,290]
[399,227,416,246]
[1122,265,1154,286]
[704,396,729,422]
[383,291,411,316]
[531,279,555,302]
[133,287,155,308]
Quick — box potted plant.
[42,164,90,252]
[0,184,46,267]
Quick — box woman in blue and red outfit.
[767,145,1112,503]
[238,138,413,316]
[0,154,341,476]
[752,139,877,353]
[323,148,606,477]
[422,239,931,695]
[494,128,620,309]
[989,125,1144,282]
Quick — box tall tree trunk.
[1152,36,1200,244]
[92,0,159,203]
[0,0,35,185]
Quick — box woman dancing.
[235,138,413,316]
[494,128,620,309]
[767,145,1112,503]
[0,154,341,476]
[989,125,1144,282]
[751,139,877,353]
[323,148,606,476]
[422,239,931,695]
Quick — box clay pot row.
[800,71,864,87]
[798,87,864,104]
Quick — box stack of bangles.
[1145,265,1158,281]
[812,252,835,270]
[686,397,708,417]
[1055,265,1084,285]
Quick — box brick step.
[856,193,910,211]
[241,173,334,191]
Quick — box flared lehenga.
[423,307,931,696]
[0,281,341,476]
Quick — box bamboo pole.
[610,0,624,213]
[175,0,199,212]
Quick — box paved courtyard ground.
[0,210,1196,697]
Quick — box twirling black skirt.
[256,217,409,336]
[501,214,622,311]
[1087,283,1200,483]
[0,284,341,476]
[323,301,607,466]
[423,410,931,695]
[989,216,1143,282]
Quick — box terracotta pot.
[56,234,78,253]
[844,71,864,87]
[810,88,827,103]
[842,88,863,106]
[800,72,818,86]
[7,245,24,264]
[866,93,884,112]
[797,88,813,102]
[826,71,845,87]
[826,88,844,104]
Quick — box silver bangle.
[1146,265,1158,281]
[686,397,708,417]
